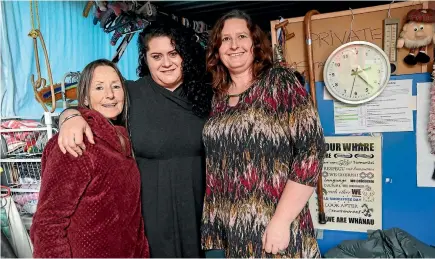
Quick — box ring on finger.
[278,249,286,255]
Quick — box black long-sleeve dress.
[127,76,206,258]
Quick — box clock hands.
[356,74,375,89]
[351,66,371,76]
[349,68,358,98]
[323,42,389,105]
[350,66,375,89]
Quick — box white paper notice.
[416,82,435,187]
[334,79,413,134]
[309,136,383,232]
[324,86,333,100]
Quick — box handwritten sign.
[311,27,382,48]
[273,3,432,82]
[309,136,382,232]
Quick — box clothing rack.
[86,1,210,63]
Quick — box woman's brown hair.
[207,10,273,95]
[77,59,129,128]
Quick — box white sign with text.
[309,136,382,232]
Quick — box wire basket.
[0,114,57,219]
[1,120,51,159]
[11,189,39,216]
[1,161,41,186]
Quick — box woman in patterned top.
[201,10,327,258]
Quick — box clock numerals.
[334,62,341,67]
[366,88,369,93]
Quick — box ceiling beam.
[185,1,268,15]
[170,1,234,12]
[154,1,201,8]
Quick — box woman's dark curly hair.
[137,19,213,118]
[206,10,273,95]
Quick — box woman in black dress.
[56,21,213,258]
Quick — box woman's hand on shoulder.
[57,109,95,157]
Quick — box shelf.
[10,187,40,192]
[1,158,41,163]
[0,127,50,133]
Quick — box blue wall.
[315,72,435,254]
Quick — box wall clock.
[323,41,391,105]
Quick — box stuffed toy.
[397,8,435,66]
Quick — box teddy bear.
[397,8,435,66]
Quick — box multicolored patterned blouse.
[201,66,326,258]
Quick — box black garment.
[127,76,206,258]
[324,228,435,258]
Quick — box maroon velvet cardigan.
[30,108,149,258]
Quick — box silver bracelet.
[60,113,81,127]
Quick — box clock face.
[323,41,391,105]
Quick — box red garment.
[30,108,149,258]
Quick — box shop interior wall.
[313,73,435,254]
[270,1,435,254]
[3,0,435,256]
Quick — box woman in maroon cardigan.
[30,59,149,258]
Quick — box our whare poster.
[309,136,382,232]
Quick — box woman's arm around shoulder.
[57,108,95,157]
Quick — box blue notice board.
[314,72,435,254]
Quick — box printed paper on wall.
[309,136,383,232]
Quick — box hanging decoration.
[397,8,435,66]
[28,0,80,110]
[84,1,211,63]
[427,63,435,154]
[28,0,57,112]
